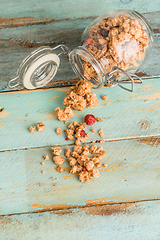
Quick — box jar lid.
[9,47,60,90]
[23,53,60,89]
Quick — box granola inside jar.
[69,10,154,89]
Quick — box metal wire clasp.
[105,66,143,92]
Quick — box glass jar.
[9,10,154,92]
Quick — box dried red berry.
[100,29,108,38]
[80,130,86,137]
[83,168,88,172]
[85,38,93,45]
[96,140,100,143]
[65,137,69,141]
[84,114,95,125]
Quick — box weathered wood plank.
[1,0,160,21]
[0,78,159,151]
[1,200,160,240]
[0,12,160,92]
[0,136,160,215]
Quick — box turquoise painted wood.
[0,1,160,238]
[0,78,160,151]
[0,136,160,215]
[1,200,160,240]
[0,12,160,91]
[1,0,160,20]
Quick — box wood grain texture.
[0,78,159,151]
[1,0,160,21]
[1,200,160,240]
[0,136,160,215]
[0,12,160,91]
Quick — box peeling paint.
[137,137,160,146]
[85,203,132,216]
[0,111,9,118]
[44,112,57,119]
[31,203,75,211]
[54,88,68,92]
[0,17,55,29]
[51,209,73,216]
[142,85,154,91]
[142,104,160,113]
[133,92,160,100]
[85,196,118,206]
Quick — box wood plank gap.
[0,135,159,153]
[1,75,160,94]
[1,198,160,217]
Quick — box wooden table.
[0,1,160,239]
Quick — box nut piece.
[89,169,99,178]
[53,155,65,165]
[96,117,103,122]
[41,170,45,174]
[91,129,96,133]
[65,148,71,158]
[56,165,64,173]
[56,128,62,136]
[37,122,46,131]
[98,129,104,138]
[84,161,94,171]
[41,162,45,166]
[68,157,77,167]
[29,126,36,133]
[96,162,102,168]
[44,155,49,161]
[103,164,108,167]
[70,165,83,174]
[79,171,89,182]
[102,95,108,100]
[51,146,62,156]
[89,145,98,154]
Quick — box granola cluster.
[83,15,149,80]
[55,79,99,122]
[29,122,46,133]
[51,146,65,165]
[65,121,89,145]
[51,144,106,182]
[55,106,74,122]
[63,79,98,111]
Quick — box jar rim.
[69,46,105,89]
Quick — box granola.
[102,95,108,100]
[37,122,46,131]
[56,165,64,173]
[55,106,74,122]
[98,129,104,138]
[51,146,62,156]
[44,155,49,161]
[96,117,103,122]
[83,15,149,80]
[29,126,36,133]
[53,155,64,165]
[56,128,62,136]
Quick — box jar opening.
[69,46,105,89]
